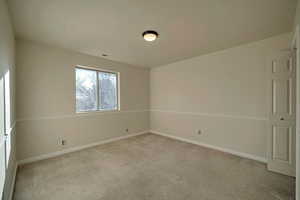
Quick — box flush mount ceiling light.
[142,30,159,42]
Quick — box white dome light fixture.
[142,30,159,42]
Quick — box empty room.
[1,0,300,199]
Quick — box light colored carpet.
[14,133,295,200]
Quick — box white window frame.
[4,71,11,167]
[75,65,120,113]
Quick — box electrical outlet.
[61,139,67,146]
[59,138,67,146]
[197,130,202,135]
[125,128,129,133]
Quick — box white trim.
[17,110,149,122]
[76,65,119,74]
[150,109,268,121]
[150,130,267,163]
[18,131,149,165]
[292,24,300,200]
[291,26,299,50]
[7,121,16,136]
[7,163,17,200]
[16,109,269,122]
[297,133,300,200]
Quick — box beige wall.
[14,1,298,165]
[150,33,292,160]
[0,0,17,199]
[16,40,149,161]
[295,0,300,28]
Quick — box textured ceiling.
[9,0,297,68]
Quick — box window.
[4,71,11,166]
[0,70,11,198]
[75,67,119,112]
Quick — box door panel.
[268,51,296,177]
[272,57,293,73]
[272,125,292,162]
[272,78,292,116]
[269,122,296,176]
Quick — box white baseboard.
[18,131,149,165]
[8,163,17,200]
[150,130,267,163]
[17,129,266,165]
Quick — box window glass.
[76,68,97,112]
[99,72,117,110]
[4,71,10,166]
[0,77,5,198]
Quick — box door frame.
[291,25,300,200]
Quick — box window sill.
[75,109,120,115]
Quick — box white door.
[267,51,296,177]
[0,77,6,199]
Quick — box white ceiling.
[9,0,297,68]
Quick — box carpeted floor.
[14,133,295,200]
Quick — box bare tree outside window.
[99,72,117,110]
[75,67,118,112]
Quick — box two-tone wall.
[17,33,292,164]
[150,33,292,161]
[16,40,149,162]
